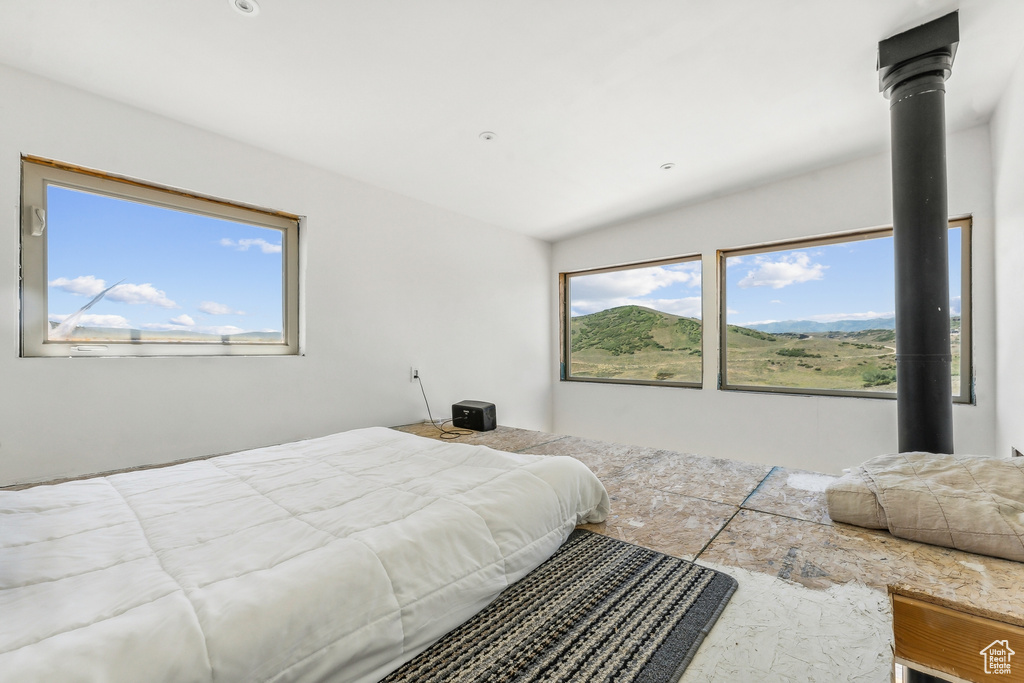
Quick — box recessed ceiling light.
[479,131,497,141]
[229,0,260,16]
[660,163,675,170]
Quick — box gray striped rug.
[381,529,737,683]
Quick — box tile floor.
[394,422,1024,637]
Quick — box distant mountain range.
[745,318,896,333]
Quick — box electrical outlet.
[410,367,419,382]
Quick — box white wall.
[991,51,1024,461]
[552,126,997,474]
[0,65,553,485]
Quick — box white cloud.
[198,301,244,315]
[635,297,702,318]
[49,275,106,297]
[48,313,132,328]
[770,299,782,304]
[107,282,178,308]
[950,296,961,315]
[570,299,617,316]
[200,325,248,336]
[737,253,827,289]
[572,263,700,301]
[571,296,701,319]
[220,237,281,254]
[50,276,178,308]
[170,314,195,326]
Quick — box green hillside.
[569,305,962,394]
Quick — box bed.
[0,427,609,682]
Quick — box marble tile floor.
[394,422,1024,638]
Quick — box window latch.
[30,206,45,236]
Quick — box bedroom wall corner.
[991,47,1024,461]
[0,64,554,485]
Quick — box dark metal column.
[878,12,958,454]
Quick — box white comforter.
[0,427,609,683]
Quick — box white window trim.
[20,157,301,358]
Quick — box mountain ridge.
[745,317,896,333]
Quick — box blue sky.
[46,185,284,339]
[727,229,961,326]
[569,229,962,325]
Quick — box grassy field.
[569,305,961,394]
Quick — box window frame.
[560,253,703,389]
[717,217,972,403]
[20,156,301,358]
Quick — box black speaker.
[451,400,496,431]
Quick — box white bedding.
[0,427,609,683]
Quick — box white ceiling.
[1,0,1023,241]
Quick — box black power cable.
[415,373,473,440]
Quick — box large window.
[719,218,971,402]
[20,157,300,357]
[561,256,702,386]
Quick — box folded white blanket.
[825,452,1024,562]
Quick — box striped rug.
[381,529,737,683]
